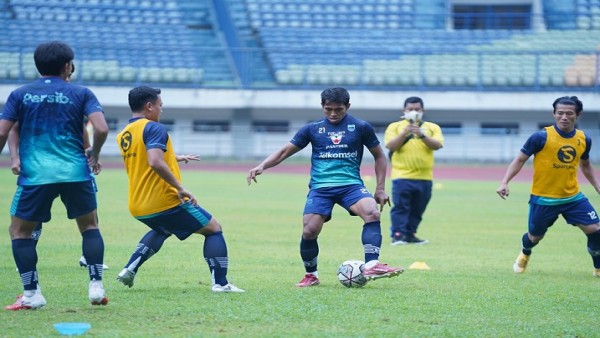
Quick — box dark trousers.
[390,179,432,238]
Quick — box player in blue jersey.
[8,120,109,271]
[497,96,600,277]
[0,41,110,310]
[7,64,108,271]
[247,87,404,287]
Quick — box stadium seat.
[0,0,216,85]
[1,0,599,90]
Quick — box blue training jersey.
[0,77,104,185]
[291,114,380,189]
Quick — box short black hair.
[128,86,161,112]
[34,41,74,76]
[404,96,424,109]
[321,87,350,105]
[552,96,583,114]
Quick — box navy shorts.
[135,202,213,240]
[528,197,599,236]
[10,180,98,222]
[304,184,373,222]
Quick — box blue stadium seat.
[0,0,234,86]
[1,0,599,89]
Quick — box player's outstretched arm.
[176,154,201,163]
[496,152,529,199]
[247,143,301,185]
[580,159,600,195]
[147,148,197,205]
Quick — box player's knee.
[588,248,600,257]
[302,228,319,239]
[586,229,600,253]
[582,223,600,234]
[528,233,544,243]
[363,208,381,222]
[200,221,222,235]
[302,224,321,239]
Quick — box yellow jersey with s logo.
[531,126,586,198]
[116,118,182,217]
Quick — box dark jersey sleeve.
[143,122,169,152]
[521,130,546,156]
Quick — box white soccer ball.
[336,260,368,288]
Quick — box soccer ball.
[336,260,368,288]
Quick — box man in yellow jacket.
[384,97,444,245]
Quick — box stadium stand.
[0,0,232,86]
[249,0,599,90]
[0,0,598,91]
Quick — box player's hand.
[10,158,20,175]
[496,185,510,200]
[374,190,391,211]
[85,147,100,168]
[92,161,102,175]
[177,187,197,206]
[176,154,200,163]
[247,167,263,185]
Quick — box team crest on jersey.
[348,124,355,131]
[120,131,132,152]
[329,132,344,144]
[557,145,576,163]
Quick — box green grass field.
[0,167,598,337]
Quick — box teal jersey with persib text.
[291,114,379,189]
[0,77,104,185]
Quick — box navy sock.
[300,238,319,273]
[586,230,600,269]
[82,229,105,281]
[12,239,38,291]
[521,233,537,255]
[125,230,169,273]
[32,223,42,247]
[204,231,229,286]
[362,221,382,262]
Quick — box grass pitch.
[0,165,598,337]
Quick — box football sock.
[586,230,600,268]
[31,223,43,246]
[362,221,382,262]
[82,229,105,281]
[521,232,537,255]
[125,230,168,273]
[203,231,229,286]
[300,237,319,273]
[12,238,38,291]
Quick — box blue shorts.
[10,180,98,222]
[135,202,213,240]
[304,184,373,222]
[528,197,599,236]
